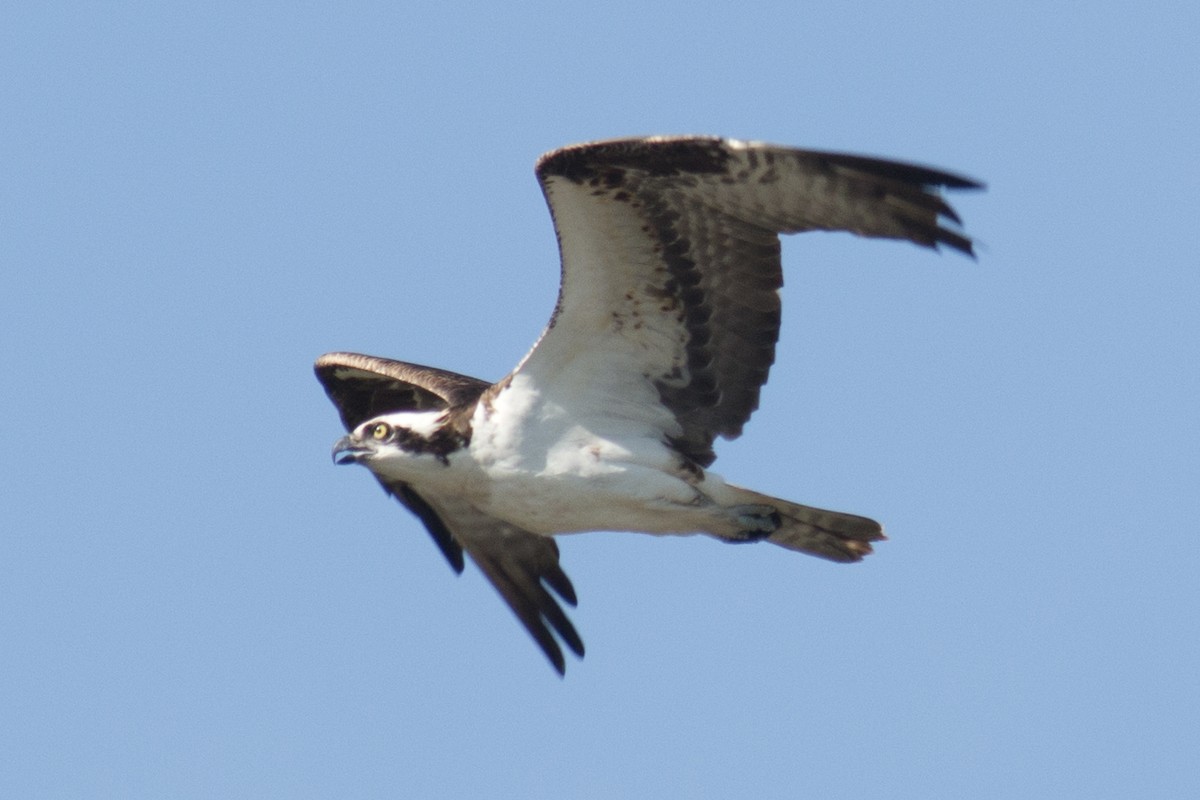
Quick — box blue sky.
[3,2,1197,797]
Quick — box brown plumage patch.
[370,414,472,465]
[538,137,730,184]
[314,352,488,436]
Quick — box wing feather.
[314,352,489,430]
[379,479,465,573]
[368,479,583,672]
[509,136,980,466]
[463,528,584,675]
[412,497,585,675]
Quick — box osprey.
[315,136,979,674]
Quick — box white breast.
[465,373,704,535]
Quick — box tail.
[726,484,886,563]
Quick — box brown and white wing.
[314,352,489,430]
[511,136,980,467]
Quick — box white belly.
[472,460,706,535]
[459,370,733,535]
[465,411,709,535]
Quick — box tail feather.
[727,484,885,562]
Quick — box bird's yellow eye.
[371,422,392,440]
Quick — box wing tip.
[933,227,978,259]
[817,152,981,259]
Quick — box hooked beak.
[331,434,374,465]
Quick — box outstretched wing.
[511,136,980,467]
[314,353,584,673]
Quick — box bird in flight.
[315,135,980,674]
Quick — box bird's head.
[331,410,462,475]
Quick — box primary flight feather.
[315,135,980,674]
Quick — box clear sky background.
[3,2,1197,798]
